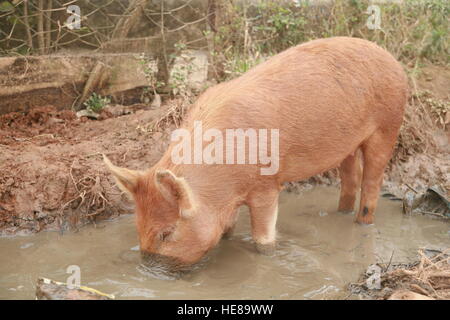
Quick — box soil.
[0,101,180,235]
[0,65,448,235]
[415,65,450,101]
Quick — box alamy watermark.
[64,2,384,34]
[366,5,381,30]
[65,5,81,30]
[366,264,382,290]
[66,265,81,289]
[170,121,280,176]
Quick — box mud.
[416,65,450,101]
[0,187,448,300]
[0,101,181,235]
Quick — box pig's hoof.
[255,242,276,256]
[354,214,374,225]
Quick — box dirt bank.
[0,65,448,235]
[384,66,449,196]
[0,101,182,235]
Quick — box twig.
[405,183,419,194]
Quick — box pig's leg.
[223,209,239,239]
[248,188,280,255]
[338,149,362,213]
[355,130,396,224]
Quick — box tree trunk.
[79,0,149,109]
[45,0,53,52]
[37,0,45,54]
[23,0,33,51]
[112,0,148,40]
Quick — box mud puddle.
[0,186,448,300]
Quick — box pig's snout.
[139,251,193,280]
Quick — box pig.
[104,37,409,273]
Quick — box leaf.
[0,1,13,12]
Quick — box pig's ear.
[155,170,195,218]
[103,154,142,195]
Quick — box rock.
[408,185,450,218]
[151,93,162,109]
[76,109,100,120]
[169,50,209,93]
[402,190,416,215]
[36,278,114,300]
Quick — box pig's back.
[193,37,407,130]
[185,37,408,180]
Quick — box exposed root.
[349,249,450,300]
[392,91,442,164]
[58,164,110,233]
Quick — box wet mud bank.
[0,101,181,235]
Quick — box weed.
[84,93,110,113]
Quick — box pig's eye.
[159,230,172,242]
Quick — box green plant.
[170,61,191,96]
[415,91,449,128]
[138,54,164,102]
[223,55,264,78]
[84,93,110,113]
[210,0,449,82]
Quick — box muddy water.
[1,186,449,300]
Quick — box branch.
[37,0,45,54]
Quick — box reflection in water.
[0,186,448,299]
